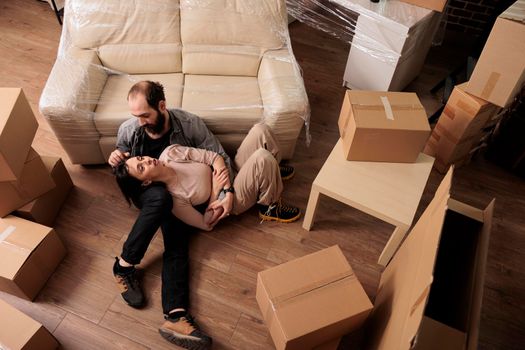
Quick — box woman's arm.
[172,203,214,231]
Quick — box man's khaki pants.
[231,123,283,215]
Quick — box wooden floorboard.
[0,1,524,349]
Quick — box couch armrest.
[257,49,310,158]
[39,48,108,163]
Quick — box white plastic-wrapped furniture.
[40,0,310,164]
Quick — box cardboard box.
[0,88,39,181]
[0,299,59,350]
[313,338,341,350]
[398,0,448,12]
[0,148,56,218]
[437,83,499,143]
[0,215,66,300]
[343,4,440,92]
[466,1,525,107]
[366,168,494,350]
[256,245,372,350]
[16,156,73,226]
[0,299,59,349]
[338,90,430,162]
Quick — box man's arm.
[109,120,134,166]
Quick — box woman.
[114,124,301,231]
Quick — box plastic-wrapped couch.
[40,0,310,164]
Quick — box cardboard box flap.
[0,88,39,181]
[367,168,453,350]
[0,299,42,349]
[0,216,50,279]
[348,91,429,131]
[0,88,19,130]
[500,0,525,22]
[466,199,495,350]
[260,246,353,305]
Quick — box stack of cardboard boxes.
[425,0,525,173]
[1,88,71,349]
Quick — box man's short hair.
[128,81,166,109]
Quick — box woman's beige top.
[159,144,218,230]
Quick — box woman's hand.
[204,206,224,227]
[207,193,234,224]
[212,167,229,199]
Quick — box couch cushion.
[182,45,264,76]
[68,0,181,48]
[98,43,182,74]
[67,0,181,73]
[180,0,287,75]
[94,73,184,137]
[182,75,263,135]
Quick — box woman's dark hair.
[113,160,143,206]
[127,80,166,109]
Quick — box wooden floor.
[1,1,524,349]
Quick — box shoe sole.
[280,170,295,181]
[159,328,210,350]
[258,211,301,223]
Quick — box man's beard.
[144,108,166,135]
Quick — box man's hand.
[109,149,130,167]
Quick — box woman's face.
[126,156,162,182]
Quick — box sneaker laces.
[260,203,277,224]
[120,271,139,292]
[177,314,199,334]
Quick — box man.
[109,80,296,350]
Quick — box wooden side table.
[303,139,434,266]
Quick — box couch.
[40,0,310,164]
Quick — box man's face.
[128,93,166,135]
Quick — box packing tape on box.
[481,72,501,101]
[380,96,394,120]
[353,103,421,113]
[456,99,478,116]
[269,271,353,309]
[0,225,31,254]
[0,340,10,350]
[443,105,455,120]
[264,273,355,333]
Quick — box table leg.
[302,188,321,231]
[378,226,408,267]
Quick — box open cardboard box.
[365,167,494,350]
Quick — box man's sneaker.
[279,164,295,181]
[259,201,301,223]
[113,258,144,308]
[159,313,212,350]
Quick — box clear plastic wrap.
[40,0,311,164]
[286,0,444,90]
